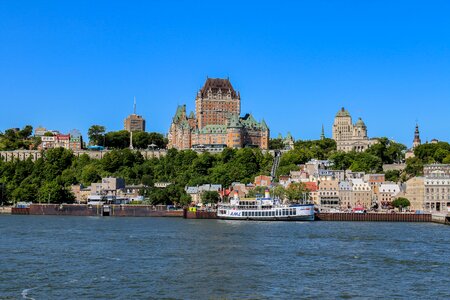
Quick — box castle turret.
[226,114,243,149]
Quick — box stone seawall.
[316,213,432,222]
[184,210,218,219]
[11,204,183,217]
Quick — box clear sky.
[1,0,449,146]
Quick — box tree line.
[0,147,273,206]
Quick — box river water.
[0,215,449,299]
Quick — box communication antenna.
[133,96,137,114]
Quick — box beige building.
[332,107,376,152]
[339,179,373,210]
[350,178,373,209]
[424,170,450,213]
[318,177,340,210]
[404,177,424,211]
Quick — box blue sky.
[1,0,449,146]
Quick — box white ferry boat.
[217,190,315,221]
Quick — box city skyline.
[1,1,450,146]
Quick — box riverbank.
[6,204,449,225]
[11,204,183,217]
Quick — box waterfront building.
[424,170,450,213]
[378,183,401,208]
[318,177,340,210]
[185,184,223,205]
[304,182,319,205]
[124,98,146,132]
[350,178,373,209]
[339,181,352,209]
[403,176,425,211]
[332,107,377,152]
[168,78,269,150]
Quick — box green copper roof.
[228,114,243,128]
[260,119,268,131]
[355,117,366,127]
[336,107,350,117]
[200,125,227,134]
[285,132,293,140]
[173,105,186,122]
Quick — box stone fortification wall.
[0,149,167,162]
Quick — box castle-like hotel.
[168,78,269,150]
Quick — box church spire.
[133,96,137,114]
[413,123,421,148]
[320,124,325,140]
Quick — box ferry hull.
[218,215,315,221]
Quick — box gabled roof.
[199,78,238,98]
[173,105,186,122]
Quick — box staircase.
[271,150,281,178]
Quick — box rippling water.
[0,215,449,299]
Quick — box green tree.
[246,186,267,198]
[384,170,400,183]
[201,190,220,204]
[392,197,410,211]
[105,130,130,149]
[269,138,284,150]
[405,157,424,177]
[285,182,309,202]
[367,137,406,164]
[272,185,286,200]
[88,125,106,146]
[37,181,74,204]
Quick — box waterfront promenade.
[7,204,450,224]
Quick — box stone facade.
[168,78,269,150]
[424,170,450,213]
[318,177,340,210]
[404,176,425,211]
[332,107,376,152]
[0,149,167,162]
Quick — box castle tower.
[332,107,353,141]
[196,78,240,129]
[413,124,421,149]
[226,114,243,149]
